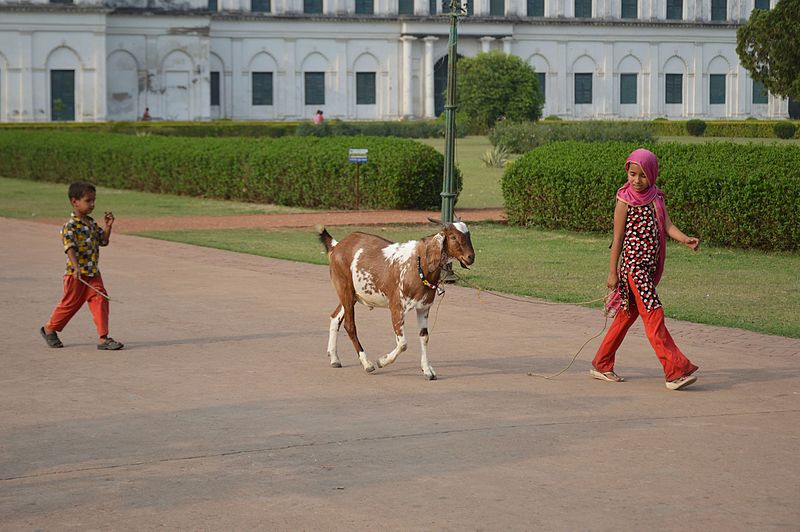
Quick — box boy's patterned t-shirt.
[61,213,105,277]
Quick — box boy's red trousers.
[46,274,109,338]
[593,272,698,381]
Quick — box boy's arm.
[607,200,627,289]
[66,248,80,279]
[101,212,115,246]
[664,209,699,251]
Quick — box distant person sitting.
[142,107,151,121]
[313,110,324,124]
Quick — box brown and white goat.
[318,221,475,379]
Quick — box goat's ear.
[427,217,445,226]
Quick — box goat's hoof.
[375,359,384,369]
[330,361,342,368]
[365,363,376,373]
[424,370,437,380]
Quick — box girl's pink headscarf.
[617,148,667,286]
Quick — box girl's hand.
[684,237,700,251]
[104,211,115,228]
[607,271,619,290]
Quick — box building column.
[18,32,34,121]
[401,35,417,118]
[502,36,513,54]
[423,36,438,118]
[479,36,495,53]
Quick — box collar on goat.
[417,256,445,296]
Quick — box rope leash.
[451,271,612,380]
[77,276,116,302]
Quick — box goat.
[317,220,475,380]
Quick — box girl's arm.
[607,200,627,289]
[664,209,699,251]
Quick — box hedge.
[490,120,800,153]
[502,141,800,251]
[0,118,465,139]
[0,131,461,210]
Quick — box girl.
[591,148,699,390]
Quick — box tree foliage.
[736,0,800,100]
[456,50,544,131]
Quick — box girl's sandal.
[590,368,625,382]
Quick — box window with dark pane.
[665,73,682,104]
[305,72,325,105]
[465,0,474,15]
[666,0,682,19]
[211,71,220,106]
[304,0,322,13]
[574,73,592,104]
[527,0,544,16]
[208,0,217,10]
[711,0,726,20]
[752,79,768,104]
[430,0,437,13]
[356,72,376,105]
[252,0,270,11]
[398,0,414,14]
[753,0,769,9]
[575,0,591,17]
[356,0,374,13]
[50,0,74,4]
[710,74,725,104]
[621,0,637,18]
[490,0,504,15]
[50,70,75,121]
[536,72,546,101]
[252,72,273,105]
[620,73,637,104]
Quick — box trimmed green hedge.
[502,141,800,251]
[0,131,460,210]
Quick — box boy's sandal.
[97,337,125,351]
[40,326,63,348]
[590,368,625,382]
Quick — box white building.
[0,0,794,122]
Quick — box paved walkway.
[1,218,799,530]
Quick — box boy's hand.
[72,269,81,280]
[104,211,115,228]
[684,237,700,251]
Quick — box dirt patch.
[86,208,506,233]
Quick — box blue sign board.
[348,148,368,163]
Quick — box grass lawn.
[0,176,309,219]
[417,136,509,209]
[136,223,800,339]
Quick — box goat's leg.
[376,305,408,369]
[327,305,345,368]
[342,303,375,373]
[417,307,436,380]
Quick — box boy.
[40,182,124,350]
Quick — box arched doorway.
[789,97,800,120]
[433,54,463,117]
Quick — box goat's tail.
[316,224,336,254]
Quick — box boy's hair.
[68,182,96,200]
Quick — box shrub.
[0,131,461,210]
[774,120,797,139]
[686,119,707,136]
[543,115,563,121]
[489,120,655,153]
[502,141,800,251]
[480,145,510,168]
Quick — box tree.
[736,0,800,100]
[456,50,544,131]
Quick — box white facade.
[0,0,792,122]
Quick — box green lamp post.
[440,0,463,225]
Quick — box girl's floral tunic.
[618,203,662,313]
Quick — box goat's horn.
[427,217,445,226]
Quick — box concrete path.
[1,219,799,531]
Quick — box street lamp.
[440,0,463,225]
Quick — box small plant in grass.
[686,119,707,136]
[135,130,152,137]
[480,145,510,168]
[544,115,562,121]
[774,121,797,139]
